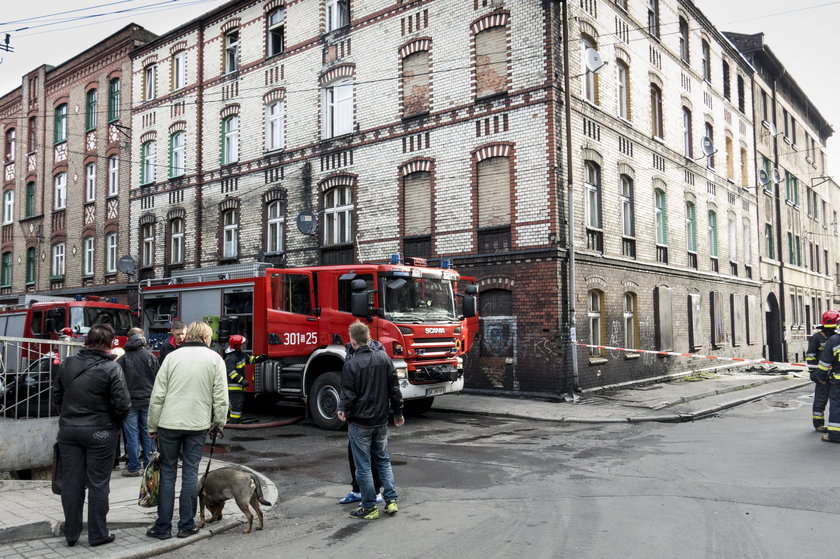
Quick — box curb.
[117,518,241,559]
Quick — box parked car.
[0,355,60,418]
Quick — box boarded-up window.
[654,285,673,351]
[688,293,703,351]
[480,289,512,316]
[730,293,742,346]
[403,171,431,236]
[475,26,507,98]
[402,51,430,116]
[710,291,724,348]
[745,295,756,344]
[477,157,510,228]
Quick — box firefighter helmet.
[822,310,840,328]
[229,334,246,350]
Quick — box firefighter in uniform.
[224,335,267,424]
[816,325,840,443]
[807,310,839,431]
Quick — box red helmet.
[228,334,245,350]
[822,310,840,328]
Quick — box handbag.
[137,451,161,507]
[51,442,62,495]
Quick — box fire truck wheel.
[403,396,435,416]
[310,372,343,430]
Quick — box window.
[783,108,790,138]
[711,291,724,348]
[108,78,120,122]
[82,163,95,203]
[588,290,603,356]
[678,17,690,63]
[266,101,285,151]
[650,84,663,138]
[26,247,35,285]
[27,117,36,153]
[722,60,730,100]
[624,293,637,349]
[108,155,119,196]
[170,131,185,177]
[54,104,67,144]
[620,175,634,237]
[701,40,711,82]
[760,89,768,122]
[477,156,511,252]
[85,90,97,130]
[708,210,718,258]
[688,293,703,351]
[616,61,629,120]
[224,30,239,73]
[105,233,117,274]
[762,156,772,192]
[725,137,734,180]
[647,0,659,37]
[705,122,714,168]
[221,115,239,164]
[170,218,184,265]
[682,107,693,157]
[403,171,432,256]
[765,223,774,259]
[791,117,798,145]
[222,209,238,258]
[581,36,597,104]
[83,237,94,276]
[738,220,748,265]
[737,75,745,113]
[54,173,66,210]
[584,162,601,229]
[267,200,284,253]
[740,147,748,186]
[402,50,431,116]
[172,51,186,91]
[2,190,13,224]
[324,186,352,245]
[322,79,353,138]
[25,182,34,217]
[144,65,156,101]
[655,189,667,245]
[475,26,508,99]
[267,8,285,56]
[1,252,12,287]
[728,217,737,263]
[141,223,155,268]
[141,141,156,184]
[51,242,65,277]
[685,201,697,253]
[326,0,349,32]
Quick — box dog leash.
[202,425,221,485]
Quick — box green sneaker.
[384,500,398,515]
[349,506,379,520]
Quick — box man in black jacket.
[337,321,403,520]
[158,321,185,363]
[117,328,160,475]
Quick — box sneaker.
[339,491,361,504]
[146,528,172,540]
[816,426,828,433]
[375,493,384,504]
[349,505,379,520]
[384,500,398,515]
[177,527,200,538]
[121,469,142,477]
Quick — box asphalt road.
[163,386,839,559]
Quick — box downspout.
[194,26,205,269]
[771,73,787,361]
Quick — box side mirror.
[464,284,478,295]
[351,292,369,318]
[45,318,57,333]
[463,294,476,318]
[350,279,367,292]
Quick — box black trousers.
[813,379,830,429]
[348,441,381,494]
[228,389,245,422]
[57,424,119,544]
[827,380,840,442]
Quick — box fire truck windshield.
[70,307,133,336]
[381,275,457,322]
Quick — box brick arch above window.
[653,177,667,191]
[617,162,635,180]
[318,173,357,193]
[262,187,287,203]
[219,196,240,212]
[169,121,187,134]
[107,70,121,81]
[477,276,514,290]
[221,18,241,33]
[707,201,718,212]
[614,46,631,64]
[685,191,697,204]
[264,0,284,12]
[220,104,240,119]
[319,64,355,86]
[141,55,158,67]
[50,232,67,243]
[473,143,512,163]
[104,222,119,234]
[470,11,510,34]
[649,72,663,89]
[82,154,98,166]
[169,41,188,55]
[84,81,98,92]
[81,225,96,238]
[263,88,286,104]
[398,38,432,59]
[681,95,693,110]
[52,96,69,108]
[580,147,602,166]
[578,20,599,40]
[140,131,157,144]
[167,207,186,220]
[399,158,434,177]
[139,213,157,226]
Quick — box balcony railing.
[621,237,636,258]
[656,245,668,264]
[586,229,603,253]
[688,252,698,269]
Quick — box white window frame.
[708,209,718,258]
[54,173,66,210]
[171,218,184,265]
[616,62,629,120]
[83,236,94,277]
[322,79,353,138]
[324,186,353,245]
[142,223,155,268]
[326,0,349,32]
[224,31,239,74]
[222,115,239,164]
[728,217,738,263]
[620,175,634,237]
[624,293,636,349]
[584,162,601,230]
[52,242,65,277]
[223,210,238,258]
[581,36,597,105]
[85,163,96,203]
[655,189,667,246]
[172,51,186,91]
[686,202,697,253]
[105,233,117,274]
[108,155,119,196]
[267,8,285,56]
[144,64,156,102]
[170,131,185,177]
[142,140,156,184]
[267,200,284,253]
[266,101,285,151]
[588,290,602,356]
[682,107,692,158]
[2,190,13,224]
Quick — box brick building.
[725,32,837,365]
[0,25,156,305]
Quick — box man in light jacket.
[146,321,228,540]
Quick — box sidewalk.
[0,459,277,559]
[0,368,811,558]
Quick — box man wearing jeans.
[337,321,404,520]
[117,328,159,476]
[146,322,228,539]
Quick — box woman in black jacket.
[52,323,131,547]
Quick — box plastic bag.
[138,452,160,508]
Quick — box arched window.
[679,17,690,62]
[704,122,714,168]
[624,292,637,349]
[3,190,13,224]
[322,78,353,138]
[266,101,285,151]
[701,39,711,81]
[108,78,120,122]
[108,156,119,196]
[267,200,284,253]
[650,84,663,138]
[588,290,604,356]
[402,50,431,116]
[83,236,95,277]
[141,141,156,184]
[25,182,34,217]
[105,233,117,274]
[170,218,185,265]
[1,252,12,287]
[51,242,65,277]
[221,115,239,164]
[326,0,349,32]
[708,209,718,258]
[86,90,97,131]
[54,104,67,144]
[682,107,693,157]
[224,30,239,73]
[728,216,737,263]
[54,173,67,210]
[267,8,285,56]
[222,209,238,258]
[620,174,634,237]
[26,247,35,285]
[85,163,96,202]
[141,223,155,268]
[584,161,601,229]
[144,64,156,102]
[616,61,629,119]
[172,50,186,90]
[4,128,15,163]
[324,186,352,245]
[170,131,185,177]
[581,35,598,104]
[475,25,508,98]
[403,170,432,258]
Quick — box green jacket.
[148,341,229,432]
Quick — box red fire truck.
[138,258,477,429]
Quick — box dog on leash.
[198,467,271,533]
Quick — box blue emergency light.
[390,253,402,264]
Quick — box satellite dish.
[758,169,770,185]
[296,210,317,235]
[701,136,715,157]
[772,167,782,184]
[583,48,606,73]
[117,255,136,274]
[762,120,777,136]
